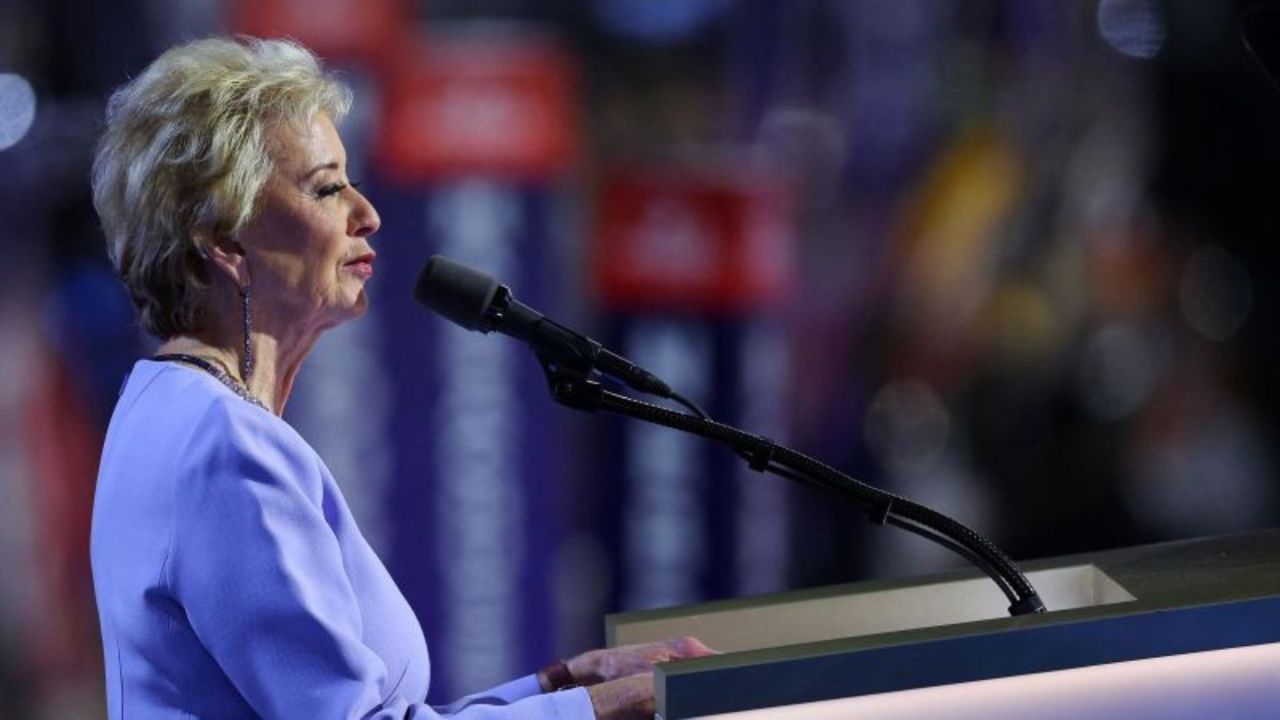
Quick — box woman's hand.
[586,673,654,720]
[566,636,717,686]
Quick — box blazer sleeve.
[166,399,594,720]
[435,675,544,713]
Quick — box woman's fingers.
[567,636,719,686]
[587,673,655,720]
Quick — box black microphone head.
[414,255,502,331]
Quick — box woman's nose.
[350,188,381,237]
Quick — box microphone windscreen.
[414,256,501,331]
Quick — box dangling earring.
[240,284,254,383]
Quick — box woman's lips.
[344,252,376,279]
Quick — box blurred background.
[2,0,1279,716]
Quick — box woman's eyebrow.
[300,161,340,180]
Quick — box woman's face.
[236,112,380,332]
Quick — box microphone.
[414,255,674,399]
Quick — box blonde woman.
[90,36,709,719]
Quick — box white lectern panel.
[613,564,1133,652]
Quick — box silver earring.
[240,284,254,382]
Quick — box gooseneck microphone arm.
[415,256,1047,617]
[544,369,1045,617]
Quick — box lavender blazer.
[91,360,592,720]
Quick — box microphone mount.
[538,360,1047,618]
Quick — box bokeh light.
[864,381,951,470]
[1179,245,1252,342]
[0,73,36,151]
[1097,0,1166,60]
[1076,323,1164,420]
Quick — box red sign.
[227,0,411,68]
[375,34,578,182]
[593,166,795,314]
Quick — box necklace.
[153,353,269,412]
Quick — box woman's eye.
[317,182,348,198]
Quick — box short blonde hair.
[91,36,352,338]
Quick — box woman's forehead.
[267,113,345,177]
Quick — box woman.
[90,36,709,719]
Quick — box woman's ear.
[200,234,250,288]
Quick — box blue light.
[0,73,35,151]
[1097,0,1166,60]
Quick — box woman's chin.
[348,289,370,318]
[318,290,370,328]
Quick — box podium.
[606,531,1280,719]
